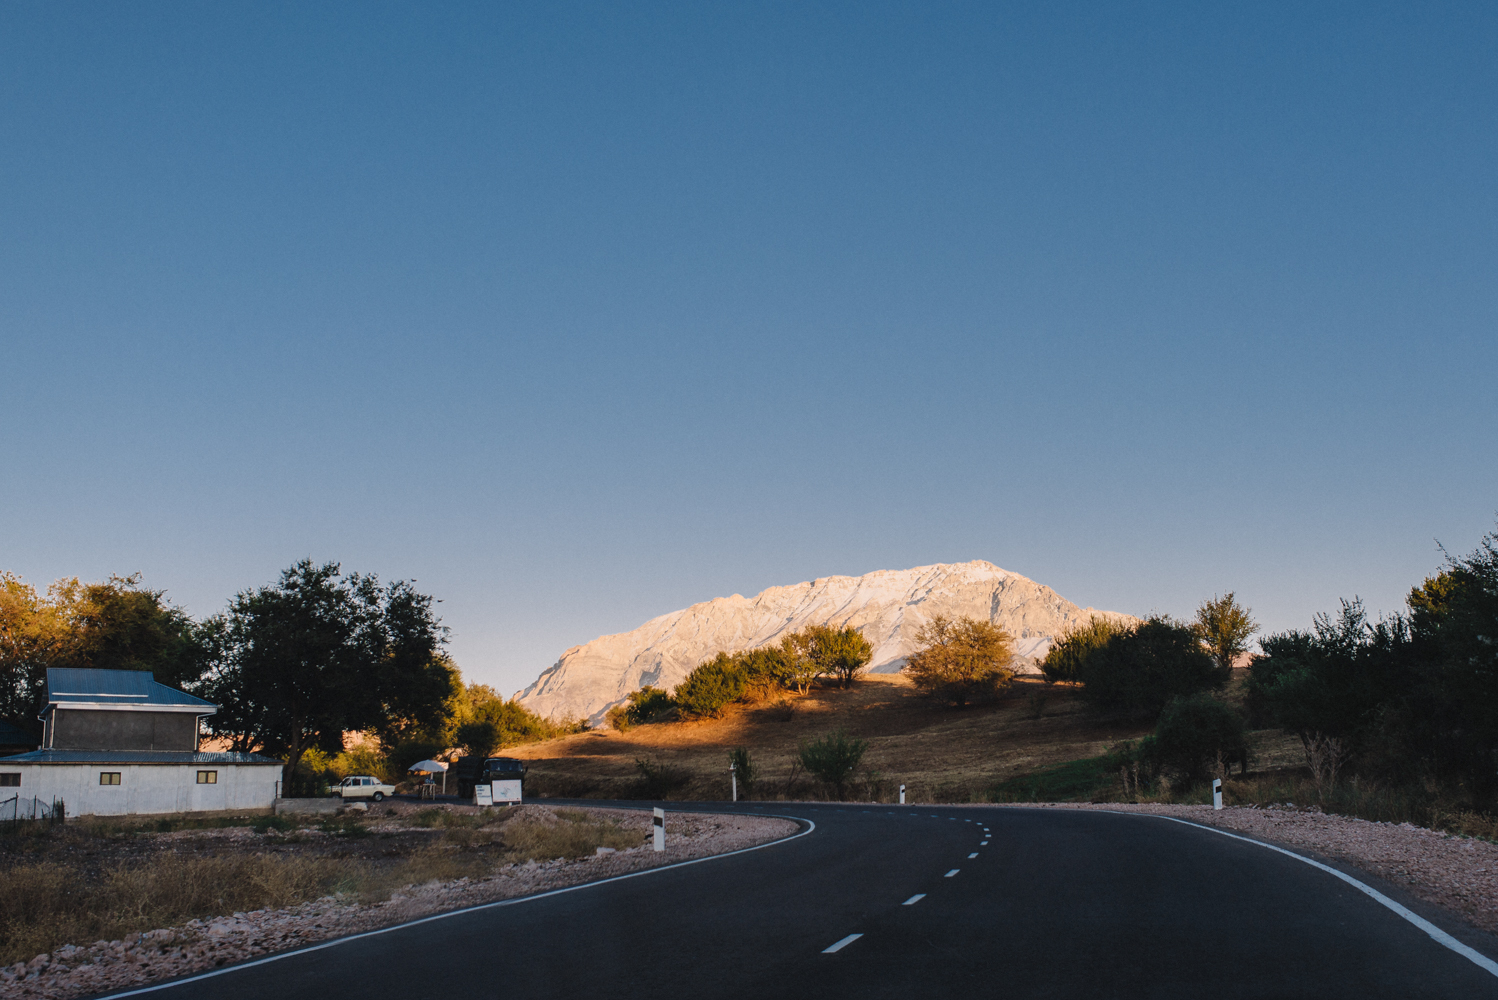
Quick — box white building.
[0,668,280,818]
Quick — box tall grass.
[0,807,646,964]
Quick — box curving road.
[100,803,1498,1000]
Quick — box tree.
[0,572,203,735]
[1041,616,1127,685]
[674,651,748,717]
[798,729,867,799]
[1150,694,1249,783]
[1193,593,1259,679]
[775,636,820,694]
[199,560,455,789]
[786,625,873,689]
[903,615,1015,706]
[606,686,676,730]
[1077,614,1221,719]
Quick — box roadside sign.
[492,779,522,804]
[474,784,493,806]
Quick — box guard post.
[653,807,665,851]
[1212,778,1223,810]
[899,784,906,805]
[730,761,737,803]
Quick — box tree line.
[1,560,573,789]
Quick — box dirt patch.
[0,804,796,1000]
[1012,801,1498,937]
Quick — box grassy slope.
[507,675,1158,803]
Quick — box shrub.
[607,686,676,731]
[903,615,1015,706]
[728,747,756,796]
[1151,694,1249,783]
[798,730,868,799]
[1077,615,1221,719]
[634,757,691,799]
[675,653,748,717]
[1042,616,1128,684]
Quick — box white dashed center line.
[968,852,979,858]
[823,934,863,954]
[980,841,989,846]
[944,869,960,877]
[902,894,926,906]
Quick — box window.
[0,773,18,787]
[196,770,217,784]
[99,772,121,785]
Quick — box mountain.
[513,560,1136,724]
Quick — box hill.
[515,561,1135,724]
[508,674,1156,803]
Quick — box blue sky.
[3,3,1495,696]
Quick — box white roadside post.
[1213,778,1223,810]
[653,807,665,852]
[730,762,737,803]
[899,784,906,805]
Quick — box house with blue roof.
[0,668,281,817]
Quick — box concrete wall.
[48,710,199,752]
[0,762,280,816]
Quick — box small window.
[99,772,121,786]
[196,770,217,784]
[0,773,18,787]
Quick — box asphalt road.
[105,803,1498,1000]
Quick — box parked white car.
[336,775,395,802]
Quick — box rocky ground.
[0,806,796,1000]
[1015,801,1498,936]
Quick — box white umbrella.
[408,759,449,795]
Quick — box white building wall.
[3,763,280,816]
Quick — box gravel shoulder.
[1010,801,1498,937]
[0,806,797,1000]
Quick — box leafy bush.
[607,686,676,731]
[1076,615,1221,719]
[675,653,748,717]
[903,615,1015,706]
[728,747,756,795]
[1041,616,1128,684]
[798,730,868,799]
[1150,694,1248,783]
[633,757,691,799]
[785,625,873,689]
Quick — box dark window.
[100,772,121,786]
[0,773,18,787]
[196,770,217,784]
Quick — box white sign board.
[473,784,493,806]
[492,779,522,804]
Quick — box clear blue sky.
[3,3,1494,696]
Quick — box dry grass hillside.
[508,675,1164,803]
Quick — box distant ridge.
[514,560,1136,724]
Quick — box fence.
[0,794,66,825]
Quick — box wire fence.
[0,794,66,825]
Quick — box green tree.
[786,625,873,689]
[1151,694,1249,783]
[0,572,204,735]
[1193,593,1259,679]
[774,636,820,694]
[674,652,748,717]
[199,560,456,789]
[1041,616,1127,685]
[1077,614,1221,719]
[903,615,1015,706]
[798,729,868,799]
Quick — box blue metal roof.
[0,749,280,765]
[44,668,216,712]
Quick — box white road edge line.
[94,812,819,998]
[944,869,960,877]
[823,933,863,954]
[902,894,926,905]
[1142,813,1498,980]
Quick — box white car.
[336,775,396,802]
